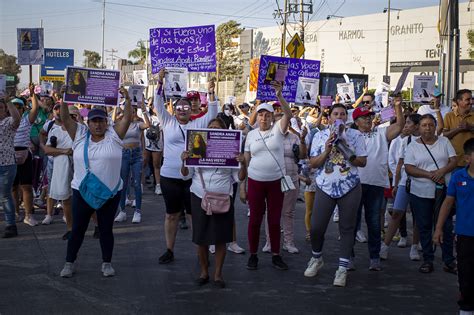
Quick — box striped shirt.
[14,114,32,148]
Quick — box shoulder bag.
[79,131,121,210]
[405,136,412,193]
[198,168,231,216]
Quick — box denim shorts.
[392,185,409,212]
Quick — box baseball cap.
[87,108,108,120]
[352,107,374,121]
[186,90,200,99]
[11,98,25,106]
[432,88,444,98]
[256,103,274,113]
[272,101,281,107]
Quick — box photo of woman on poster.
[190,133,207,158]
[68,71,86,95]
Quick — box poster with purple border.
[185,128,242,168]
[149,25,216,73]
[256,55,320,102]
[63,66,121,107]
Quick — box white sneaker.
[333,267,348,287]
[409,245,421,261]
[125,198,132,207]
[283,242,299,254]
[114,211,127,222]
[42,215,53,225]
[333,209,339,222]
[397,237,407,248]
[132,211,141,223]
[247,209,250,217]
[262,242,271,253]
[154,184,162,195]
[101,262,115,277]
[23,216,38,227]
[60,262,75,278]
[380,242,389,260]
[131,200,136,208]
[356,230,367,243]
[227,242,245,254]
[209,245,215,254]
[304,257,324,277]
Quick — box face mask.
[224,109,231,116]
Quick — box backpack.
[146,124,160,141]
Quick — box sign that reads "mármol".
[339,30,366,40]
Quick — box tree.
[83,50,101,68]
[253,31,270,58]
[128,40,147,65]
[215,20,245,94]
[468,30,474,59]
[0,49,21,96]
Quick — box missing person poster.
[295,77,319,105]
[133,70,148,86]
[17,28,44,65]
[63,66,121,107]
[164,67,188,98]
[413,75,435,103]
[127,85,145,106]
[336,82,355,104]
[185,128,242,168]
[40,82,53,96]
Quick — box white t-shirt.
[154,94,218,179]
[71,123,124,191]
[188,167,239,199]
[398,135,420,186]
[417,105,449,121]
[357,127,390,188]
[245,119,286,182]
[388,135,404,186]
[404,136,456,199]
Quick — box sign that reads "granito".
[339,30,366,40]
[391,23,424,36]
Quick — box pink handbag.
[198,169,231,216]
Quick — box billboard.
[40,48,74,81]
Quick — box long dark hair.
[208,118,227,129]
[190,133,207,158]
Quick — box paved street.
[0,187,459,315]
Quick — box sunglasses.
[176,104,191,111]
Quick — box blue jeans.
[119,147,143,211]
[356,184,385,259]
[0,165,17,225]
[409,193,455,265]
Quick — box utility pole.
[101,0,106,68]
[105,49,118,69]
[281,0,288,57]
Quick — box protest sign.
[128,85,145,105]
[320,95,333,108]
[0,75,6,97]
[133,70,148,86]
[337,82,355,104]
[295,77,319,105]
[374,82,391,110]
[256,55,320,102]
[393,67,411,95]
[226,96,236,105]
[164,67,188,98]
[413,75,435,103]
[63,66,121,107]
[149,25,216,73]
[199,91,208,106]
[185,128,242,168]
[17,28,44,65]
[249,58,260,92]
[380,106,396,123]
[40,48,74,81]
[40,82,53,96]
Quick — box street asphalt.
[0,185,460,315]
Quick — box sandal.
[418,262,434,273]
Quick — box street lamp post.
[383,4,402,81]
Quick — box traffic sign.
[286,33,305,59]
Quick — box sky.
[0,0,467,87]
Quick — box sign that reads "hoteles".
[40,48,74,82]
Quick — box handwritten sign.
[256,55,320,102]
[149,25,216,73]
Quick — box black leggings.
[66,189,121,263]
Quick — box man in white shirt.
[417,89,450,124]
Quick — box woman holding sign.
[180,118,247,288]
[243,82,292,271]
[59,86,132,278]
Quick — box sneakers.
[155,184,162,195]
[397,237,407,248]
[272,255,288,270]
[262,242,271,253]
[304,257,324,277]
[333,267,348,287]
[409,245,421,261]
[42,215,53,225]
[114,211,127,222]
[209,245,216,254]
[227,242,245,254]
[283,242,299,254]
[23,216,38,227]
[131,200,136,208]
[159,249,174,264]
[2,225,18,238]
[93,226,100,239]
[60,262,75,278]
[101,262,115,277]
[369,258,382,271]
[125,198,133,207]
[379,242,389,260]
[247,254,258,270]
[355,230,367,243]
[132,211,141,224]
[443,261,458,275]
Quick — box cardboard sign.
[295,77,319,105]
[413,75,435,103]
[40,48,74,81]
[150,25,216,73]
[256,55,320,102]
[337,82,355,103]
[133,70,148,86]
[64,66,121,107]
[17,28,44,65]
[164,67,188,98]
[185,128,242,168]
[128,85,145,106]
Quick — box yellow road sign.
[286,33,305,59]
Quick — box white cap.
[256,103,274,113]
